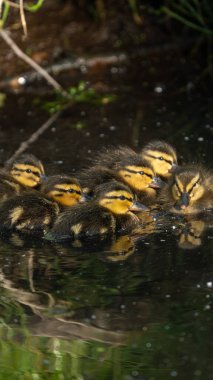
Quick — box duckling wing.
[91,146,137,169]
[46,204,115,242]
[79,166,119,195]
[0,171,22,202]
[0,193,59,235]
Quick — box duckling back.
[0,193,59,236]
[0,170,22,202]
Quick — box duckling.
[0,154,45,202]
[79,147,163,203]
[0,175,86,236]
[140,140,178,179]
[45,181,146,242]
[158,165,213,215]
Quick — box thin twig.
[6,111,61,165]
[0,29,68,96]
[0,0,4,16]
[5,0,27,9]
[19,0,27,36]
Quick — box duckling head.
[42,175,86,207]
[116,158,163,196]
[95,181,147,215]
[141,140,177,179]
[7,154,45,188]
[169,167,206,214]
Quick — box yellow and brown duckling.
[79,146,163,203]
[0,154,45,202]
[0,174,86,236]
[158,165,213,215]
[45,180,146,242]
[140,140,178,180]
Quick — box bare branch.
[0,29,68,96]
[19,0,27,36]
[6,111,61,165]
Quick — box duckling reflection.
[102,235,136,262]
[159,165,213,214]
[0,154,45,202]
[140,140,178,180]
[178,220,206,249]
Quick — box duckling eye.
[159,157,164,161]
[119,195,126,201]
[67,189,74,193]
[139,171,144,175]
[26,169,32,174]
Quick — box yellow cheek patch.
[144,150,177,162]
[47,191,81,207]
[119,166,154,191]
[13,164,41,176]
[186,174,200,193]
[54,184,81,192]
[175,176,184,193]
[99,190,133,214]
[190,186,204,203]
[11,164,42,187]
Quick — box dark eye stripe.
[105,195,133,202]
[188,178,200,194]
[146,153,172,165]
[54,187,81,195]
[13,167,40,178]
[124,168,153,179]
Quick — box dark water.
[0,54,213,380]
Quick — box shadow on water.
[0,41,213,380]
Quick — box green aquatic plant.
[162,0,213,36]
[42,81,116,114]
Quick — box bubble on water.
[120,304,126,309]
[197,137,204,142]
[85,132,90,137]
[207,281,212,287]
[196,284,201,288]
[99,133,105,138]
[91,314,96,319]
[204,304,211,310]
[165,294,171,298]
[154,85,164,94]
[111,67,118,74]
[18,76,26,85]
[146,342,152,348]
[156,121,161,127]
[109,125,116,131]
[170,370,178,377]
[184,136,189,141]
[172,225,176,230]
[206,294,210,298]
